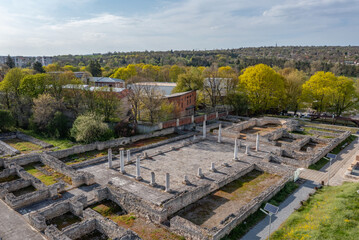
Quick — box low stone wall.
[40,153,95,187]
[308,129,342,138]
[211,175,291,240]
[2,183,63,210]
[305,131,351,167]
[163,164,255,218]
[29,195,87,231]
[44,204,141,240]
[4,153,41,167]
[0,140,19,156]
[170,216,211,240]
[16,132,53,148]
[107,185,167,223]
[170,164,292,240]
[48,127,175,159]
[71,132,196,170]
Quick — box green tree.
[301,71,337,114]
[0,110,15,132]
[95,89,121,122]
[32,93,63,132]
[330,76,358,116]
[278,68,307,114]
[70,113,113,143]
[173,67,203,93]
[19,73,49,98]
[225,92,248,115]
[5,55,15,68]
[88,60,102,77]
[238,64,285,114]
[33,61,45,73]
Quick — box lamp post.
[327,158,332,186]
[260,203,279,240]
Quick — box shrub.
[0,110,15,132]
[70,113,113,143]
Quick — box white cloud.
[0,0,358,55]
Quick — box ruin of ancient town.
[1,114,359,240]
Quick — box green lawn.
[271,182,359,240]
[20,129,76,150]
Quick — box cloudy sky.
[0,0,358,56]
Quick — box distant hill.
[53,46,359,77]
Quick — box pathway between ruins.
[0,199,46,240]
[299,136,359,185]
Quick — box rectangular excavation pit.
[10,184,37,197]
[178,169,282,230]
[0,173,20,184]
[23,162,72,186]
[239,124,281,139]
[2,138,42,153]
[90,200,182,240]
[300,140,326,152]
[74,229,108,240]
[275,137,295,147]
[46,211,82,231]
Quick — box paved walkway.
[241,180,317,240]
[0,199,46,240]
[299,136,359,185]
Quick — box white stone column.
[165,173,170,192]
[197,168,204,178]
[135,155,142,180]
[216,111,219,119]
[127,150,130,162]
[204,114,207,121]
[176,119,180,127]
[233,138,238,160]
[183,175,190,185]
[150,172,156,186]
[256,133,259,152]
[193,135,196,141]
[210,162,216,172]
[108,148,112,168]
[120,150,125,174]
[245,145,250,155]
[203,120,206,139]
[218,124,222,143]
[191,115,195,123]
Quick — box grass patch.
[3,138,42,153]
[222,181,298,240]
[330,135,357,155]
[20,129,76,150]
[270,182,359,240]
[23,162,72,186]
[309,158,330,170]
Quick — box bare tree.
[127,76,146,126]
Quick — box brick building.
[165,90,196,117]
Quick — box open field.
[20,129,76,150]
[270,182,359,240]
